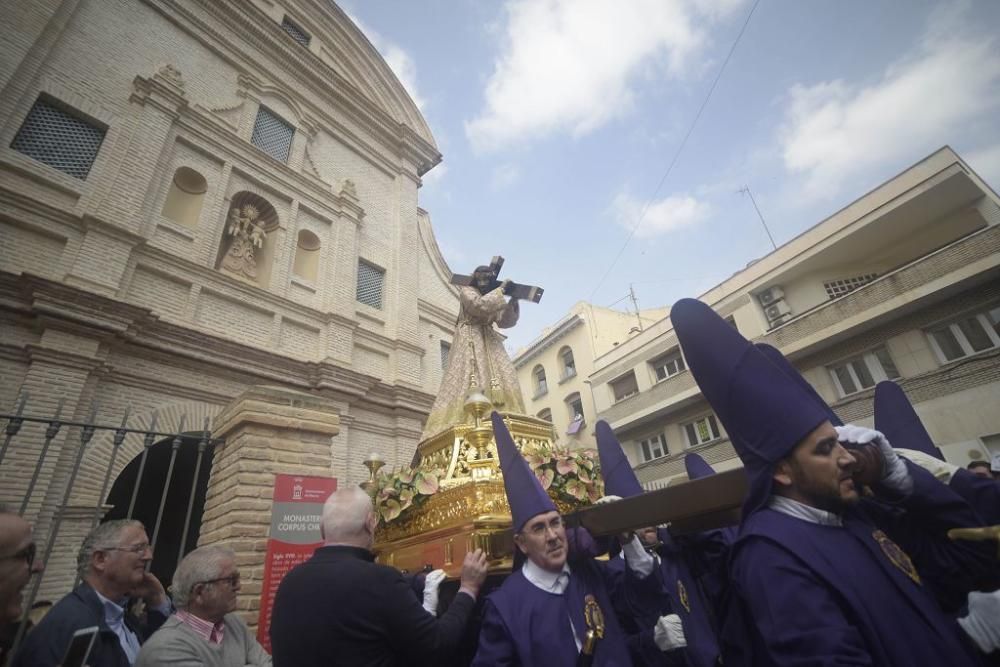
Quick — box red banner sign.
[256,473,337,651]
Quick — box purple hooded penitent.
[492,411,556,532]
[756,343,843,427]
[874,380,944,461]
[670,298,833,519]
[595,420,644,498]
[684,451,716,480]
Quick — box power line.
[588,0,762,301]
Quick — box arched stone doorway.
[102,433,215,587]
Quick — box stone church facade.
[0,0,458,608]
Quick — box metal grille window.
[281,16,311,47]
[356,261,385,309]
[824,273,878,299]
[639,434,667,463]
[828,345,901,397]
[684,415,721,447]
[11,98,106,179]
[251,106,295,163]
[440,341,451,371]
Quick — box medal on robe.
[677,580,691,613]
[580,594,605,664]
[872,529,921,585]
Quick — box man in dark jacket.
[270,485,488,667]
[13,519,170,667]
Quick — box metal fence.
[0,394,224,655]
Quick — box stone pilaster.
[198,385,340,627]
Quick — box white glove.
[958,590,1000,653]
[421,569,447,615]
[595,494,622,505]
[836,424,912,495]
[895,448,958,484]
[653,614,687,652]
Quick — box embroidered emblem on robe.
[872,529,921,584]
[677,579,691,613]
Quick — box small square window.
[639,434,667,462]
[610,372,639,402]
[11,97,106,179]
[251,106,295,163]
[440,341,451,371]
[356,261,385,309]
[651,350,686,381]
[684,415,721,447]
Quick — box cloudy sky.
[343,0,1000,353]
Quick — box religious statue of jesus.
[421,262,537,440]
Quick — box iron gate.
[0,393,224,655]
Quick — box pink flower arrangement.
[372,460,444,524]
[520,440,604,505]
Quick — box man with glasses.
[136,545,269,666]
[13,519,170,667]
[0,506,45,664]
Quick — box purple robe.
[472,558,636,666]
[607,532,723,667]
[949,467,1000,524]
[728,464,994,666]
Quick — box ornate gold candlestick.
[359,451,385,496]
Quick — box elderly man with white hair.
[270,484,489,666]
[136,545,270,666]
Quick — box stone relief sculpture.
[221,204,266,280]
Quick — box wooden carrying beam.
[567,468,748,537]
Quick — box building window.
[281,16,311,47]
[610,371,639,403]
[11,97,107,179]
[639,434,667,463]
[440,341,451,371]
[565,393,585,434]
[292,229,321,283]
[651,349,686,381]
[558,347,577,381]
[828,346,901,397]
[161,167,207,228]
[684,415,721,448]
[824,274,879,299]
[356,261,385,309]
[533,365,548,397]
[537,408,552,422]
[251,106,295,163]
[927,308,1000,363]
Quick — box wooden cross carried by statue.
[450,256,544,303]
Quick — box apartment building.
[513,301,667,448]
[590,147,1000,488]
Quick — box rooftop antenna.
[739,185,777,251]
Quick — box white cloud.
[347,13,425,110]
[779,25,1000,200]
[611,191,710,238]
[466,0,736,152]
[490,163,521,190]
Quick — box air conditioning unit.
[757,286,785,306]
[764,300,792,322]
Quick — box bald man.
[269,486,489,667]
